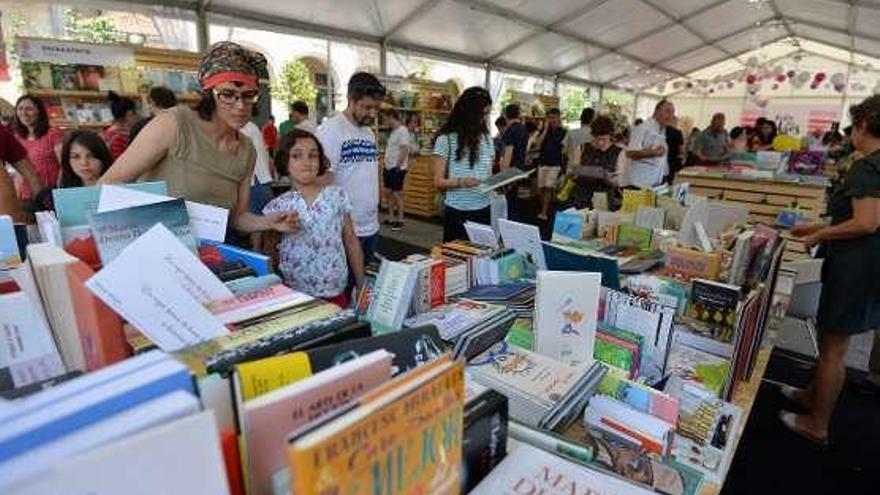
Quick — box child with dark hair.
[59,130,113,188]
[264,129,365,306]
[101,91,139,160]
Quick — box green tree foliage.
[271,59,317,106]
[562,88,587,123]
[64,9,120,44]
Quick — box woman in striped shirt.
[432,87,495,242]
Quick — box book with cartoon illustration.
[534,271,601,366]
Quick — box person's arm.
[397,140,410,168]
[232,158,299,233]
[432,155,479,190]
[100,112,176,184]
[568,145,582,175]
[12,156,44,195]
[499,145,513,171]
[804,197,880,247]
[342,212,365,290]
[625,127,665,160]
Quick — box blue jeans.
[249,183,273,214]
[359,233,378,264]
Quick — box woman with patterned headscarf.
[101,41,298,238]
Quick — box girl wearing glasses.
[101,41,298,239]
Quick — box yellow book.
[233,352,312,402]
[287,358,464,495]
[621,188,656,213]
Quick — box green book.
[617,223,653,250]
[506,318,533,350]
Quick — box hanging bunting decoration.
[786,70,796,79]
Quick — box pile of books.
[459,281,536,318]
[403,299,515,360]
[432,241,526,294]
[468,342,606,430]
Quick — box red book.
[428,258,446,308]
[65,260,130,370]
[220,429,245,495]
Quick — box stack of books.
[401,254,446,314]
[0,351,230,494]
[403,299,515,360]
[468,341,606,430]
[584,394,675,456]
[459,282,536,318]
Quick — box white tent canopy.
[129,0,880,94]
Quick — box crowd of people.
[2,41,880,445]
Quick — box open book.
[477,168,535,193]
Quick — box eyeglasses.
[213,88,260,106]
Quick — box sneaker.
[391,221,403,231]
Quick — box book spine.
[429,261,446,308]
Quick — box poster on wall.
[16,37,135,67]
[741,102,840,135]
[806,109,838,134]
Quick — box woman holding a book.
[786,95,880,445]
[100,42,298,241]
[432,86,495,242]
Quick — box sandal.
[779,411,829,447]
[779,384,811,411]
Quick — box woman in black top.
[783,95,880,445]
[569,116,623,210]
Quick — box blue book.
[0,215,20,268]
[553,211,585,240]
[0,355,193,463]
[542,241,621,290]
[88,198,194,265]
[217,244,271,276]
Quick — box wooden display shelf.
[381,105,451,114]
[378,155,440,218]
[29,88,201,102]
[676,169,828,261]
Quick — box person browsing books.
[263,129,365,307]
[101,92,139,161]
[99,41,299,242]
[382,110,411,231]
[432,87,495,242]
[568,115,624,210]
[783,95,880,445]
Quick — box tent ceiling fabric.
[190,0,880,91]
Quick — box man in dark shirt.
[534,108,566,220]
[665,118,685,183]
[499,104,529,221]
[1,125,44,222]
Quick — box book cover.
[553,210,586,240]
[617,223,653,250]
[242,350,393,495]
[542,242,621,290]
[367,260,418,332]
[635,205,666,230]
[469,341,587,408]
[594,333,639,378]
[596,371,679,426]
[51,64,77,90]
[687,279,741,342]
[305,325,445,377]
[233,352,313,402]
[664,246,721,282]
[53,182,167,268]
[403,299,505,341]
[462,389,508,493]
[89,198,194,266]
[0,290,66,391]
[469,442,655,495]
[0,215,21,268]
[75,65,104,91]
[65,260,130,371]
[534,271,601,366]
[217,244,271,276]
[664,342,731,398]
[9,411,230,495]
[477,167,534,193]
[207,284,314,325]
[453,311,516,361]
[287,360,465,495]
[585,395,673,456]
[20,61,53,89]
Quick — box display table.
[674,168,828,261]
[698,345,772,495]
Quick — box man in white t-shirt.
[625,100,676,188]
[240,118,276,250]
[382,110,413,231]
[316,72,386,262]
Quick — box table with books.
[1,179,792,495]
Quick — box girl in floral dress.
[263,129,365,307]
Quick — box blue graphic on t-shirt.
[337,139,377,173]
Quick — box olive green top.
[140,106,254,212]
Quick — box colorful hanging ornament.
[786,70,796,79]
[746,74,757,84]
[814,72,826,82]
[775,74,786,83]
